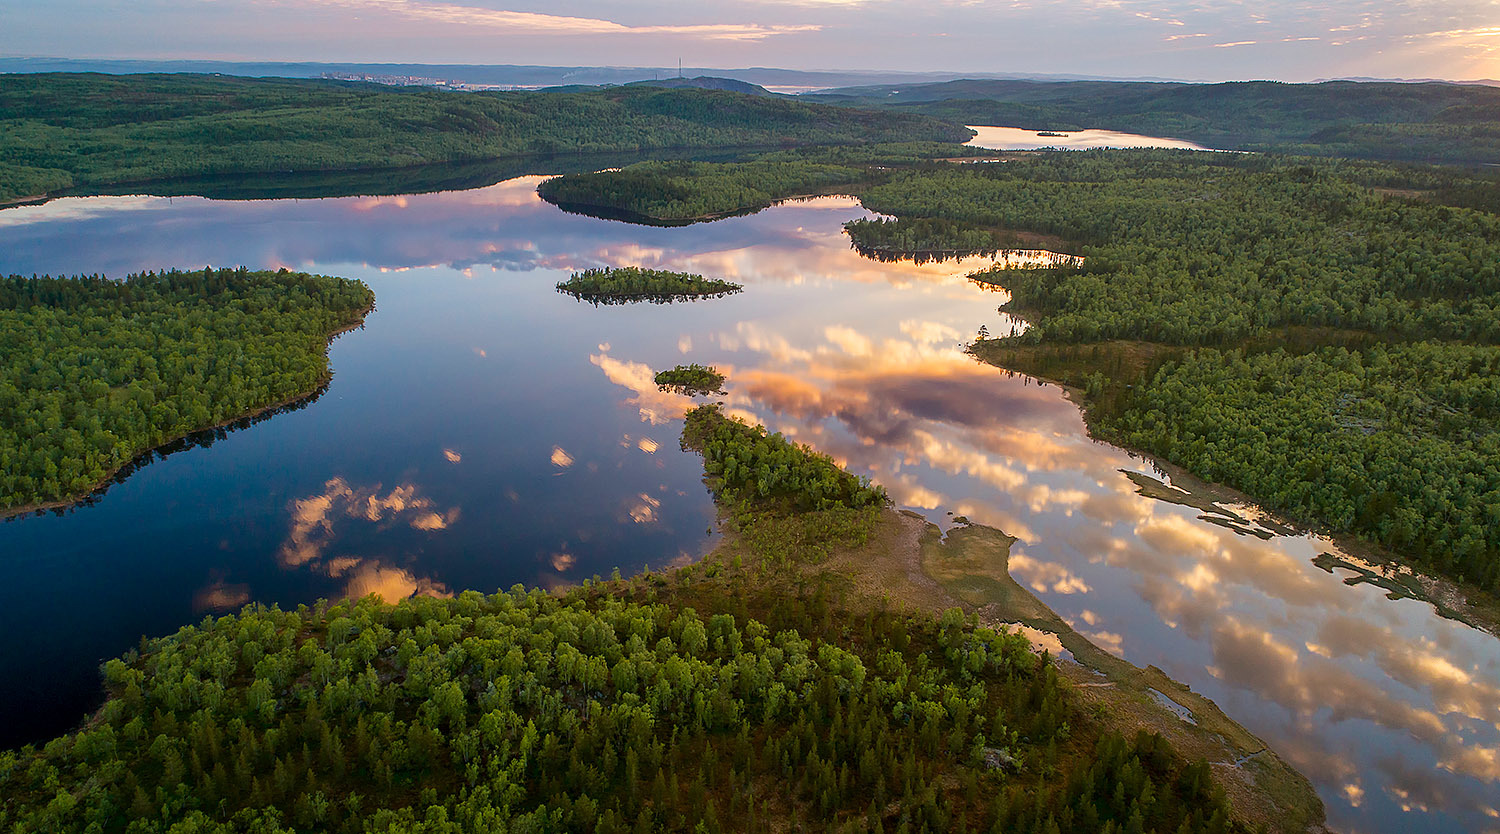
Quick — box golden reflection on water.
[278,476,456,602]
[964,125,1210,152]
[192,579,251,612]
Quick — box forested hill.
[627,76,774,96]
[0,73,972,205]
[811,79,1500,164]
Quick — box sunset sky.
[5,0,1499,82]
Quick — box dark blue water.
[1,181,1497,834]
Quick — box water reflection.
[0,180,1494,833]
[964,125,1211,151]
[2,381,330,523]
[280,477,456,601]
[193,579,251,613]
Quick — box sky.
[4,0,1500,82]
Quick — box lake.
[1,178,1496,833]
[965,125,1211,150]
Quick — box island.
[556,267,742,305]
[654,363,726,396]
[0,267,374,515]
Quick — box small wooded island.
[0,268,373,515]
[556,267,742,305]
[654,363,726,395]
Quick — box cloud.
[823,325,874,357]
[898,319,962,344]
[1010,551,1091,594]
[193,580,251,612]
[627,492,661,524]
[590,352,693,425]
[281,0,822,40]
[343,563,451,602]
[276,477,456,602]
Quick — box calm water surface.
[1,179,1496,833]
[965,125,1210,151]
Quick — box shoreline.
[0,193,49,209]
[0,138,963,211]
[0,301,374,522]
[969,339,1500,639]
[704,507,1328,833]
[544,182,881,226]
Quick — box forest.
[0,268,373,512]
[0,572,1245,833]
[807,79,1500,164]
[0,73,972,204]
[653,364,725,396]
[556,268,742,304]
[865,152,1500,344]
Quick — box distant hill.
[0,73,972,204]
[0,57,1192,90]
[811,78,1500,164]
[628,76,774,96]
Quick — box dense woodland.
[0,268,373,511]
[0,74,971,204]
[868,153,1500,344]
[0,578,1243,833]
[808,79,1500,164]
[556,268,742,304]
[653,364,725,396]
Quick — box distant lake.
[0,176,1495,834]
[965,125,1210,150]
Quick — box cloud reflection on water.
[279,477,456,602]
